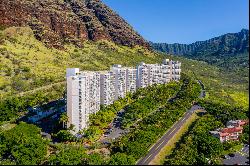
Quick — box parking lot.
[223,144,249,165]
[100,109,129,144]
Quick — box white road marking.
[144,154,153,163]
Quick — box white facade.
[136,62,150,88]
[136,59,181,88]
[170,60,181,81]
[161,59,172,83]
[66,59,181,134]
[126,68,137,93]
[67,70,100,133]
[66,68,80,77]
[111,65,127,100]
[100,71,116,106]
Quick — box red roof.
[221,127,243,134]
[240,120,249,125]
[220,132,229,137]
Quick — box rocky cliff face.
[151,29,249,57]
[0,0,149,48]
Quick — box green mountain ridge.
[150,29,249,71]
[150,29,249,56]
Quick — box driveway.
[223,144,249,165]
[100,109,127,143]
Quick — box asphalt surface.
[137,108,195,165]
[223,144,249,165]
[100,109,128,143]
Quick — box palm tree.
[59,112,68,129]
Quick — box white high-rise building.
[66,69,100,134]
[125,68,137,93]
[136,59,181,89]
[136,62,150,88]
[162,59,173,83]
[111,65,127,100]
[171,60,181,81]
[100,71,116,106]
[66,59,181,134]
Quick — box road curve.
[136,110,194,165]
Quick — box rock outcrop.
[0,0,149,48]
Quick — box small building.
[210,126,243,142]
[210,119,248,142]
[226,120,249,128]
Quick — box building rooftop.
[220,127,243,134]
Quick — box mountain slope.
[0,0,149,48]
[0,27,157,100]
[150,29,249,70]
[0,27,248,122]
[151,29,249,56]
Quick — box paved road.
[137,108,196,165]
[241,144,249,154]
[137,80,206,165]
[223,144,249,165]
[198,80,206,98]
[223,147,249,165]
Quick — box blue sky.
[102,0,249,44]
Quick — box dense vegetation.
[47,144,107,165]
[82,81,181,143]
[0,122,48,165]
[163,86,249,165]
[164,115,224,165]
[197,99,248,125]
[0,83,65,123]
[109,74,201,164]
[120,82,180,128]
[0,26,248,165]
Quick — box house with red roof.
[210,120,248,142]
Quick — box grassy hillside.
[0,27,161,99]
[170,56,249,108]
[0,27,248,122]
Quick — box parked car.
[108,128,113,132]
[103,141,111,145]
[104,131,110,136]
[222,155,230,159]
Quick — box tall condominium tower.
[100,71,116,106]
[171,61,181,81]
[162,59,172,83]
[125,68,137,93]
[111,65,127,100]
[66,69,100,134]
[136,62,150,88]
